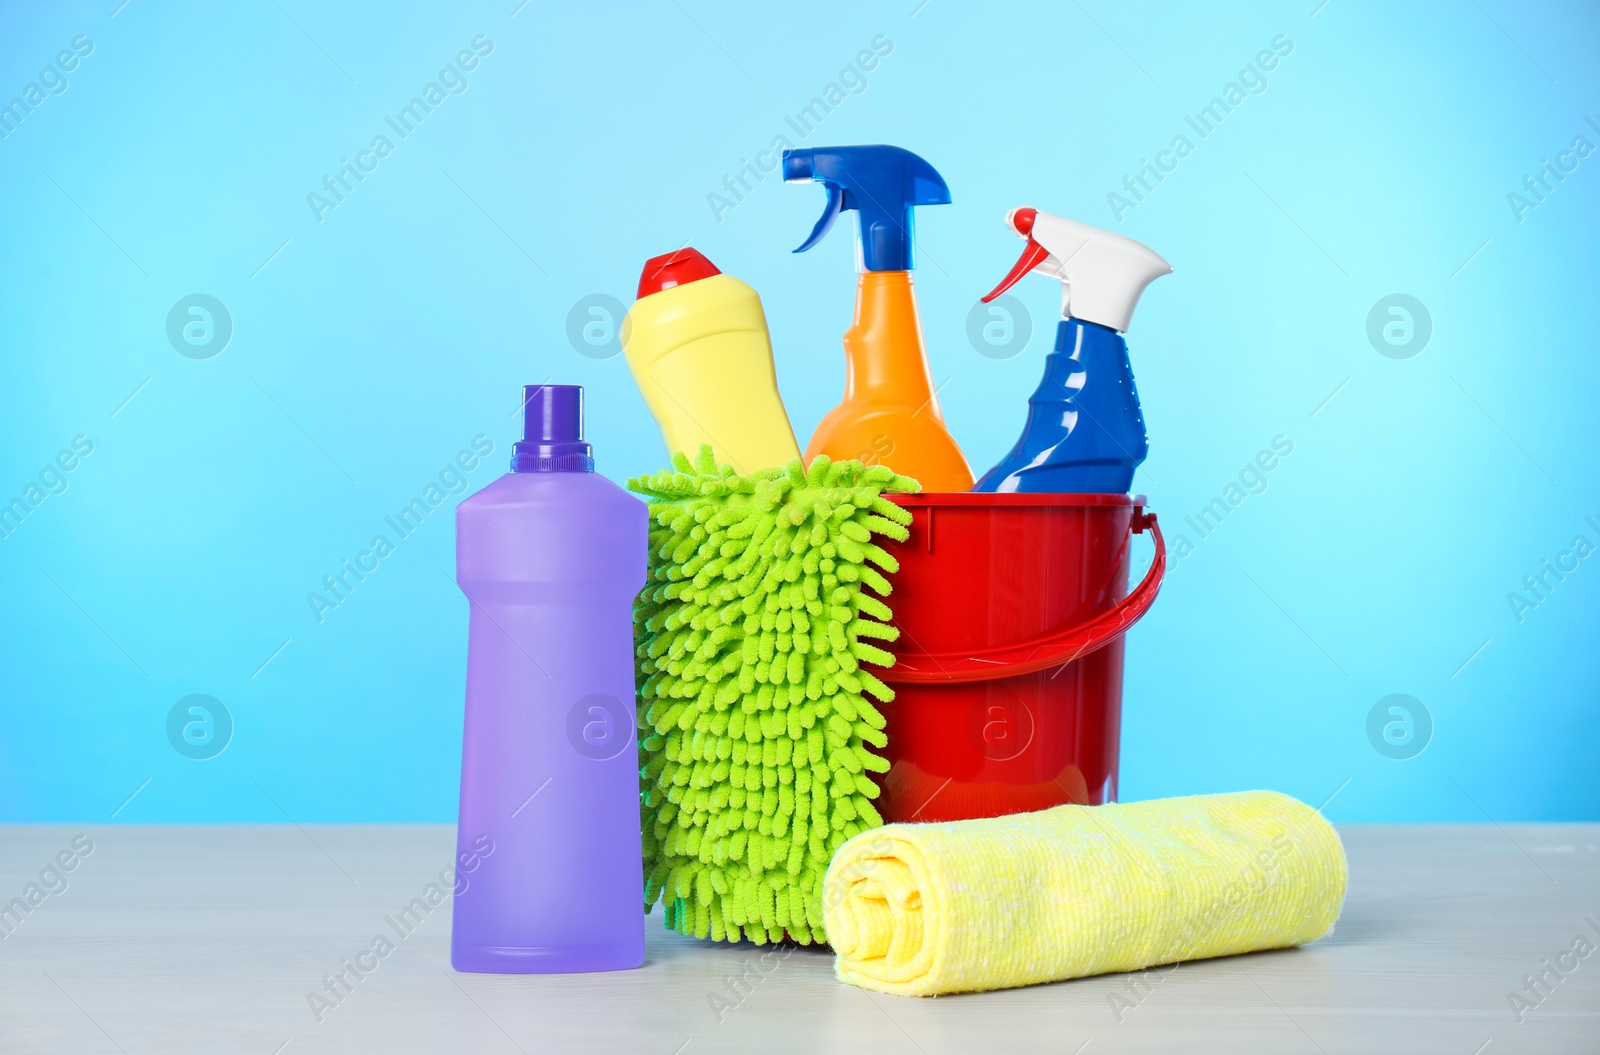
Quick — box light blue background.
[1,0,1595,823]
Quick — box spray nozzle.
[981,208,1171,333]
[783,145,951,272]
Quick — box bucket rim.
[888,492,1146,508]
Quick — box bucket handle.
[878,512,1166,685]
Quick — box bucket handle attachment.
[878,512,1166,684]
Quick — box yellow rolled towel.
[823,790,1346,996]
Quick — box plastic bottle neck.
[1031,318,1127,394]
[512,384,594,473]
[1052,317,1123,355]
[841,271,941,413]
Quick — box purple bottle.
[451,384,646,973]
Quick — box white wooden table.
[2,824,1596,1053]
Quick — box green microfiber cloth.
[628,446,919,945]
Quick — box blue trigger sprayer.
[972,208,1171,494]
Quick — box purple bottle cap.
[512,384,594,473]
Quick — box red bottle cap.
[636,247,721,299]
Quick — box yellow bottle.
[620,248,802,474]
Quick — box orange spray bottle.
[784,146,974,491]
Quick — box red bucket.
[871,493,1165,823]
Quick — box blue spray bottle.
[972,208,1171,494]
